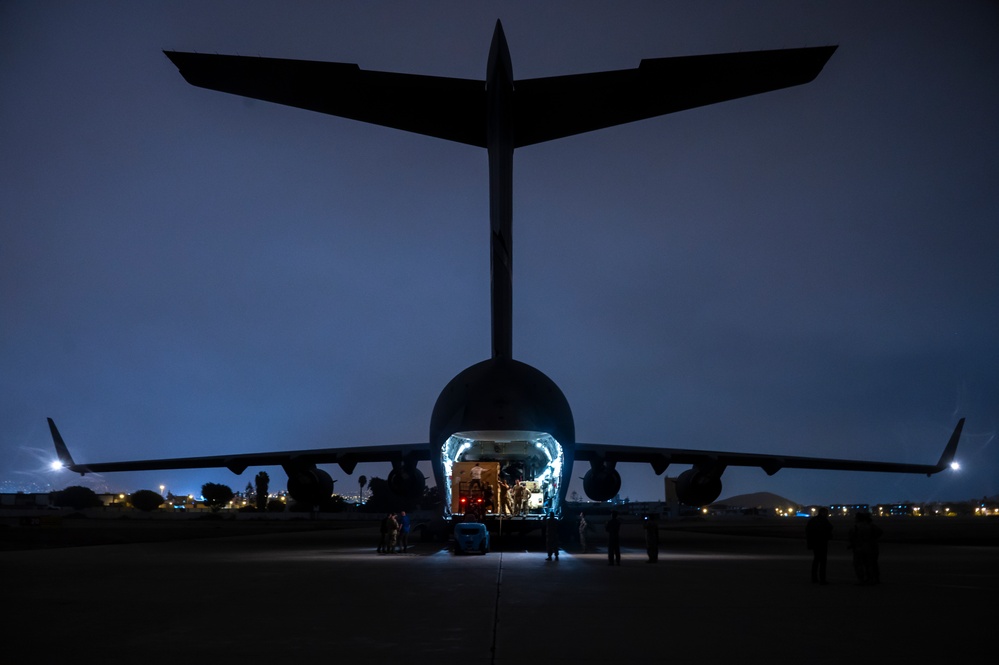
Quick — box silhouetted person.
[867,514,882,584]
[397,510,410,553]
[578,512,588,551]
[848,512,882,584]
[644,513,659,563]
[378,512,394,554]
[483,482,494,513]
[544,513,560,560]
[605,511,621,565]
[805,507,833,584]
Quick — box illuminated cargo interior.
[441,430,564,519]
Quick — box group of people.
[376,510,411,554]
[485,478,532,515]
[467,461,563,516]
[806,508,883,585]
[375,506,886,576]
[545,510,645,565]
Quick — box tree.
[52,485,102,510]
[130,489,164,512]
[364,476,417,512]
[201,482,235,512]
[254,471,270,512]
[420,484,442,510]
[358,475,367,504]
[244,481,255,506]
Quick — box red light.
[477,499,483,503]
[460,498,466,503]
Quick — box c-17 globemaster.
[49,21,963,524]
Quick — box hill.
[711,492,801,510]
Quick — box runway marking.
[490,550,504,664]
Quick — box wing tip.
[47,417,82,472]
[931,417,965,474]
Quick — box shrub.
[130,490,165,512]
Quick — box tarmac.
[2,517,996,664]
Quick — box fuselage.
[430,24,575,519]
[429,358,575,518]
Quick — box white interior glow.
[441,430,564,518]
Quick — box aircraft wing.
[575,418,964,477]
[165,45,836,150]
[164,51,488,146]
[513,46,837,147]
[48,418,429,477]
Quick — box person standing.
[866,513,883,584]
[805,507,833,584]
[378,512,393,554]
[644,513,659,563]
[578,512,588,551]
[848,512,883,584]
[544,513,560,560]
[605,510,621,566]
[511,480,527,516]
[386,512,399,554]
[397,510,411,553]
[483,482,495,514]
[498,478,511,514]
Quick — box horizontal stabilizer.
[165,44,836,150]
[513,46,837,147]
[164,51,487,146]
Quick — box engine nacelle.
[285,466,335,505]
[675,466,723,506]
[582,465,622,502]
[387,465,426,498]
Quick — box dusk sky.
[3,1,997,506]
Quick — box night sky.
[3,1,997,506]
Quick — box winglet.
[931,418,964,475]
[47,418,83,474]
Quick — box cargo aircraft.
[49,22,964,519]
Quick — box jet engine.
[387,461,426,498]
[284,465,335,505]
[582,461,621,502]
[675,465,725,506]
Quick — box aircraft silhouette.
[49,22,963,517]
